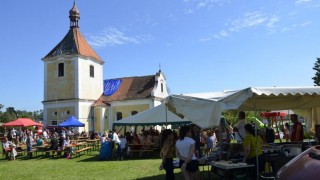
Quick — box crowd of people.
[158,111,306,180]
[1,127,83,159]
[1,111,306,179]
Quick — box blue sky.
[0,0,319,111]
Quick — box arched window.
[116,112,122,121]
[131,111,138,115]
[90,65,94,77]
[58,63,64,77]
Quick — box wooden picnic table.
[86,139,100,150]
[34,144,50,151]
[78,137,89,140]
[128,144,144,150]
[127,144,154,157]
[72,142,88,149]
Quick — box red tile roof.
[44,28,103,63]
[94,75,156,106]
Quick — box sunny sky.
[0,0,319,111]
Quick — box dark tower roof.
[43,1,103,63]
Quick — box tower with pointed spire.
[69,0,80,28]
[41,1,169,134]
[42,1,104,131]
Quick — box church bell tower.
[42,1,104,131]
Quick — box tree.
[312,58,320,86]
[222,110,263,126]
[16,110,33,118]
[0,107,18,123]
[0,104,3,120]
[0,104,3,111]
[0,104,43,123]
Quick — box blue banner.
[103,79,122,96]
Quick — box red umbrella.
[2,118,43,127]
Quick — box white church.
[41,2,169,133]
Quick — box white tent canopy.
[165,86,320,131]
[113,104,191,126]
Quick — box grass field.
[0,146,213,180]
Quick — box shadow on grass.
[76,154,161,162]
[76,150,162,162]
[135,172,212,180]
[135,173,180,180]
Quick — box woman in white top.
[176,125,201,180]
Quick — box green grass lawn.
[0,147,213,180]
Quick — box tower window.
[131,111,138,115]
[116,112,122,121]
[161,83,164,92]
[90,65,94,77]
[58,63,64,77]
[52,111,58,116]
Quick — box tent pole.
[253,95,259,180]
[165,105,168,129]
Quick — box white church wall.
[151,72,169,99]
[42,100,78,126]
[76,57,103,100]
[78,101,95,132]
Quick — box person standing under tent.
[243,124,264,177]
[219,118,231,151]
[265,121,275,144]
[205,130,217,155]
[290,114,304,142]
[284,122,290,141]
[191,124,202,158]
[112,129,121,160]
[176,125,201,180]
[119,135,127,160]
[26,132,33,158]
[159,129,176,180]
[233,111,247,143]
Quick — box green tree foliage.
[312,58,320,86]
[0,104,43,123]
[0,104,3,120]
[0,107,18,123]
[222,110,263,126]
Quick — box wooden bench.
[75,147,93,157]
[17,151,25,157]
[26,148,38,158]
[147,147,159,151]
[129,149,153,157]
[56,149,65,157]
[15,147,26,158]
[43,149,68,158]
[44,150,56,157]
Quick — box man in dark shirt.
[290,114,303,142]
[265,122,275,144]
[50,134,59,150]
[191,124,201,158]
